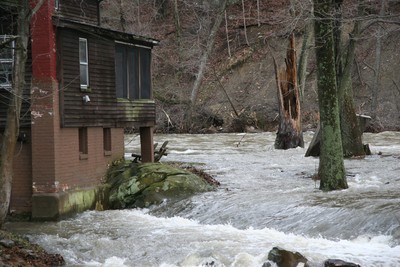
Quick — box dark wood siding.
[57,0,99,25]
[58,28,155,128]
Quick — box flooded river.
[6,131,400,266]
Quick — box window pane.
[128,47,139,99]
[115,44,127,98]
[0,62,12,86]
[79,39,87,63]
[79,127,88,155]
[0,47,12,59]
[79,38,89,88]
[140,47,151,99]
[103,128,111,151]
[0,35,13,88]
[0,36,13,59]
[80,64,88,86]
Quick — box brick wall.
[50,127,124,191]
[30,0,57,80]
[31,76,125,193]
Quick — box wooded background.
[91,1,398,133]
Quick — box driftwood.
[305,115,371,157]
[273,34,304,149]
[132,141,169,163]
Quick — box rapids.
[6,131,400,266]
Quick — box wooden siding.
[58,28,155,128]
[57,0,99,25]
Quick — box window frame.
[115,42,152,100]
[79,127,88,160]
[79,37,89,90]
[0,35,14,90]
[103,128,112,156]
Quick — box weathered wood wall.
[58,28,155,128]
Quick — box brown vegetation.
[0,230,65,267]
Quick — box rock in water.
[267,246,309,267]
[324,259,361,267]
[108,163,215,209]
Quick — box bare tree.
[119,0,126,32]
[0,0,44,226]
[256,0,260,27]
[297,19,313,100]
[224,9,231,58]
[241,0,249,46]
[189,0,227,105]
[313,0,347,191]
[334,0,365,157]
[371,0,387,121]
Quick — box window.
[115,43,151,99]
[79,38,89,89]
[103,128,112,156]
[79,127,88,159]
[0,35,14,90]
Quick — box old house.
[0,0,158,220]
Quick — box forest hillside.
[100,0,400,133]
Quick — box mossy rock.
[108,163,215,209]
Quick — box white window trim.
[79,37,89,89]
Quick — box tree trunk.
[241,0,249,46]
[274,34,304,149]
[297,19,313,100]
[119,0,126,32]
[371,0,386,120]
[185,0,227,130]
[189,0,227,105]
[0,1,30,226]
[173,0,181,38]
[313,0,347,191]
[155,0,168,19]
[224,10,231,58]
[336,0,365,158]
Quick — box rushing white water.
[6,131,400,267]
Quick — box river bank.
[0,230,64,266]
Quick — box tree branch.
[0,36,18,50]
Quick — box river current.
[6,131,400,266]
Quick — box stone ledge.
[32,185,109,221]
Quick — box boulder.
[267,247,309,267]
[108,163,215,209]
[324,259,361,267]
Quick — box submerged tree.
[313,0,347,190]
[333,0,365,158]
[273,34,304,150]
[306,0,366,158]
